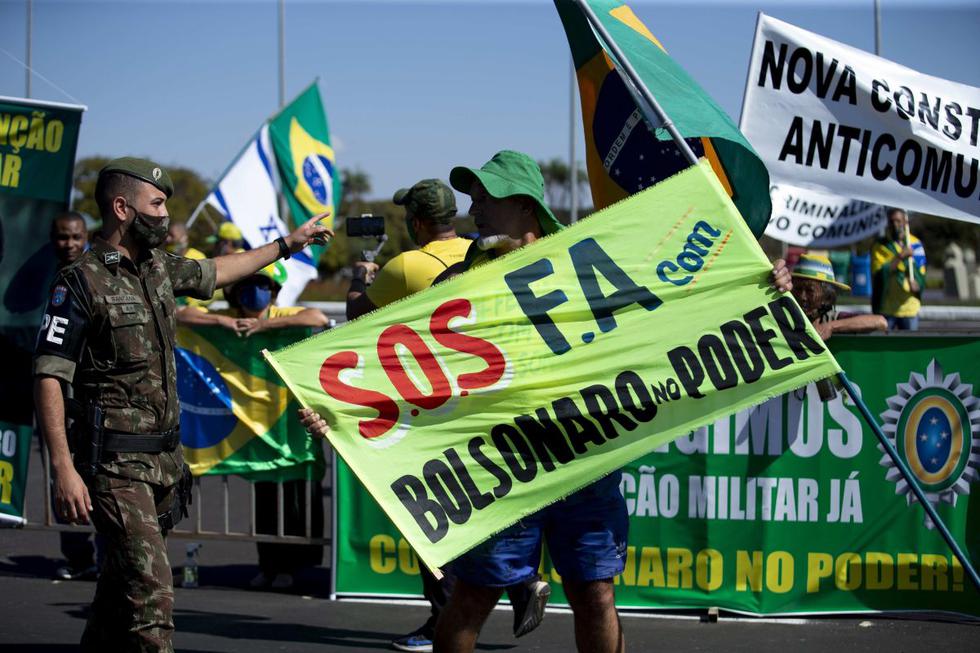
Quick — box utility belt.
[101,429,181,454]
[67,398,191,531]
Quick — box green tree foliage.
[912,213,980,260]
[341,167,371,204]
[538,158,588,214]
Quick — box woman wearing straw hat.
[791,253,886,340]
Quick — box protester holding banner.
[871,209,927,330]
[441,150,793,653]
[297,150,795,653]
[33,157,332,653]
[791,253,886,340]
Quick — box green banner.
[0,98,84,426]
[267,161,840,570]
[0,97,84,337]
[0,420,32,526]
[332,335,980,616]
[176,326,324,481]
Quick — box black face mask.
[128,205,170,249]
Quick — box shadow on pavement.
[174,607,405,650]
[0,555,334,599]
[192,563,333,598]
[0,554,62,579]
[7,648,224,653]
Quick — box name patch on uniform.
[105,294,141,305]
[51,285,67,307]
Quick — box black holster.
[158,464,193,532]
[67,401,105,481]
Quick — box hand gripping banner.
[265,161,841,570]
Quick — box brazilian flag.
[176,326,323,480]
[555,0,771,237]
[268,82,343,244]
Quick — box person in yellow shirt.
[345,179,470,321]
[871,208,927,331]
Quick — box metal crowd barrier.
[28,439,330,547]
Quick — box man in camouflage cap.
[34,156,332,652]
[345,178,470,321]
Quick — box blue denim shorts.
[450,472,628,587]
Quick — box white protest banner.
[766,183,885,247]
[741,14,980,224]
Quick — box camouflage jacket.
[34,238,216,484]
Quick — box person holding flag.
[871,208,927,331]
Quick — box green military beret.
[393,178,457,223]
[99,157,174,198]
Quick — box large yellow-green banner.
[265,161,840,569]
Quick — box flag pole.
[185,200,207,229]
[572,0,699,167]
[874,0,882,55]
[25,0,32,98]
[277,0,289,225]
[837,371,980,593]
[569,56,579,223]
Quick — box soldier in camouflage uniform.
[33,157,332,653]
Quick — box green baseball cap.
[393,179,457,223]
[99,157,174,197]
[449,150,563,236]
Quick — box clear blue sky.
[1,0,978,210]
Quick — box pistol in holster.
[158,464,193,532]
[68,400,105,480]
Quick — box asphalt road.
[2,526,978,653]
[5,345,980,652]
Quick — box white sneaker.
[513,579,551,638]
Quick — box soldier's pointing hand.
[286,212,335,252]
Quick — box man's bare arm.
[34,376,91,523]
[246,308,330,336]
[214,214,334,287]
[830,314,888,335]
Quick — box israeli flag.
[205,125,318,306]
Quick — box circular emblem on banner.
[51,285,68,307]
[879,359,980,528]
[152,167,162,181]
[302,154,335,208]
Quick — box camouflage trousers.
[81,473,176,653]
